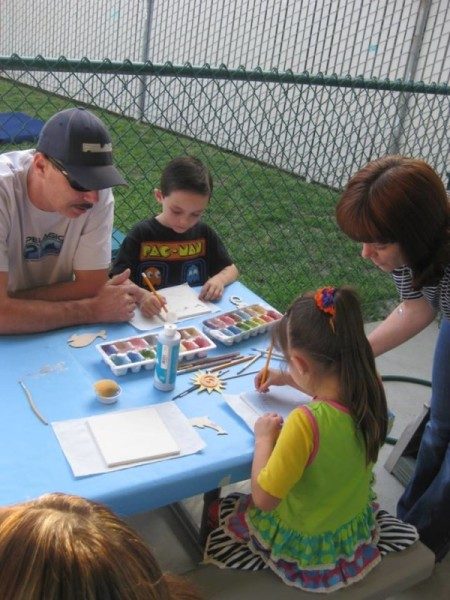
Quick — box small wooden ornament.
[68,329,107,348]
[190,416,228,435]
[171,370,227,401]
[191,371,226,394]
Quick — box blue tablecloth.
[0,282,278,516]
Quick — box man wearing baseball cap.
[0,107,143,333]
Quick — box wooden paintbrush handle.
[141,273,168,313]
[260,342,274,385]
[209,355,254,372]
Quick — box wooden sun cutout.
[191,371,226,394]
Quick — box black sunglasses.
[45,155,90,192]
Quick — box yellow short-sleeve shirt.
[257,407,315,499]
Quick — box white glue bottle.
[153,323,181,392]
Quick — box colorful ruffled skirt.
[203,493,382,593]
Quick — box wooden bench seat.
[186,541,434,599]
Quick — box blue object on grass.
[0,112,45,144]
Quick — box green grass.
[0,77,396,320]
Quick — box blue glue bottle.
[153,323,181,391]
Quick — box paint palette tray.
[202,304,283,346]
[96,327,216,376]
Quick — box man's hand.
[90,269,138,322]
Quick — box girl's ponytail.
[333,288,388,463]
[274,286,388,465]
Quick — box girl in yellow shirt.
[204,286,416,592]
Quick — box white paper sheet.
[52,402,205,477]
[130,283,217,331]
[224,386,311,431]
[87,408,180,467]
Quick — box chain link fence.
[1,56,449,318]
[1,1,448,84]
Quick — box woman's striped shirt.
[392,265,450,320]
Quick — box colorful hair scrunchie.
[314,287,337,330]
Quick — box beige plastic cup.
[93,379,121,404]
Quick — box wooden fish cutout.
[190,415,228,435]
[68,329,107,348]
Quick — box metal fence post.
[388,0,432,155]
[138,0,155,122]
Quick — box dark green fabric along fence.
[1,55,448,318]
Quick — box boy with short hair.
[111,156,238,316]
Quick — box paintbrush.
[19,380,48,425]
[177,351,240,370]
[236,350,262,375]
[177,354,242,375]
[251,347,284,360]
[171,383,199,400]
[141,272,168,314]
[177,353,241,374]
[208,354,255,372]
[172,370,258,400]
[222,369,260,382]
[260,342,274,385]
[171,369,229,400]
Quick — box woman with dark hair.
[336,155,450,561]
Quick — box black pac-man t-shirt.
[111,217,233,290]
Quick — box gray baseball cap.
[37,107,127,190]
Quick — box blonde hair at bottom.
[0,492,201,600]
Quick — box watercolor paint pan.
[96,326,216,376]
[202,304,283,346]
